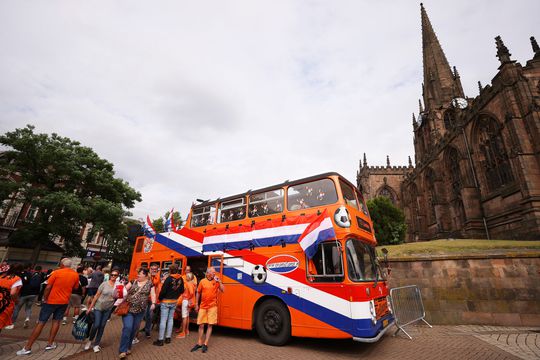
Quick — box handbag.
[114,300,130,316]
[72,311,92,340]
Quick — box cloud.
[0,0,538,220]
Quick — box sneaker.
[190,344,202,352]
[165,338,171,344]
[93,345,101,353]
[62,318,67,325]
[84,341,92,351]
[153,340,164,346]
[119,352,127,359]
[4,324,14,330]
[176,332,185,339]
[145,332,151,339]
[23,319,29,328]
[45,343,57,351]
[16,348,31,356]
[132,338,139,345]
[202,344,208,353]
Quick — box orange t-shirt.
[46,268,79,305]
[197,278,219,309]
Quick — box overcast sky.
[1,1,538,221]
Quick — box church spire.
[531,36,540,59]
[420,3,463,111]
[495,35,513,65]
[363,153,367,167]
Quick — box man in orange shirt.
[17,258,79,356]
[190,267,224,353]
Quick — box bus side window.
[135,238,144,253]
[140,262,148,269]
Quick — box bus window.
[307,241,344,282]
[340,180,358,210]
[248,189,284,217]
[223,257,243,268]
[162,261,172,271]
[345,239,376,282]
[135,238,144,253]
[287,179,338,211]
[218,198,246,223]
[355,189,369,217]
[140,262,148,269]
[174,259,183,270]
[191,205,216,227]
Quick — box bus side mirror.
[381,248,389,267]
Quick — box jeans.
[143,303,153,335]
[119,312,145,354]
[158,303,176,340]
[88,308,113,346]
[12,295,37,322]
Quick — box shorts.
[69,294,82,307]
[197,306,218,325]
[86,288,98,296]
[39,303,68,323]
[181,299,189,318]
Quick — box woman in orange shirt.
[0,263,23,332]
[176,272,195,338]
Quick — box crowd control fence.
[389,285,432,339]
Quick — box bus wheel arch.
[253,296,291,346]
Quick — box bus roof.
[191,171,357,209]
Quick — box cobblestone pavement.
[1,307,539,360]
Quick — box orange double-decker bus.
[129,172,394,345]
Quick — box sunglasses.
[111,274,119,277]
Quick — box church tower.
[414,3,465,164]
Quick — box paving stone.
[1,305,537,360]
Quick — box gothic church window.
[425,169,436,224]
[476,116,514,192]
[446,147,462,198]
[378,187,396,204]
[443,110,455,130]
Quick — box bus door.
[187,255,208,283]
[209,254,242,328]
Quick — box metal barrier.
[389,285,432,339]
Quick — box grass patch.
[376,239,540,258]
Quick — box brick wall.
[387,254,540,326]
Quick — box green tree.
[151,210,182,233]
[105,218,140,266]
[0,125,141,262]
[367,196,407,245]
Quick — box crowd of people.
[0,259,225,358]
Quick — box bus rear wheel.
[255,299,291,346]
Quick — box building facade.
[358,4,540,241]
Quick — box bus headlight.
[369,300,377,324]
[386,295,393,314]
[334,206,351,228]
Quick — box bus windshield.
[345,239,377,282]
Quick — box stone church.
[357,4,540,241]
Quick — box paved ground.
[1,306,539,360]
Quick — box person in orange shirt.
[16,258,79,356]
[176,272,195,338]
[190,267,224,354]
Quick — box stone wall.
[387,253,540,326]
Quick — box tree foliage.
[152,210,182,233]
[0,125,141,258]
[367,196,407,245]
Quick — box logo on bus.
[266,255,299,274]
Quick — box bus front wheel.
[255,299,291,346]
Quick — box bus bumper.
[352,319,395,343]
